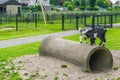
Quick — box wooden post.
[16,14,18,31]
[62,14,64,30]
[35,13,37,28]
[97,14,99,26]
[84,14,86,26]
[110,14,113,28]
[104,15,106,26]
[76,14,79,30]
[70,14,72,24]
[92,15,95,30]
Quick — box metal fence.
[0,11,120,31]
[62,12,120,30]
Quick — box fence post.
[6,14,7,22]
[80,14,83,24]
[70,14,72,24]
[35,13,37,28]
[104,15,106,26]
[62,14,64,30]
[0,18,1,24]
[97,14,100,26]
[22,13,24,22]
[84,14,86,26]
[110,14,113,28]
[16,14,18,31]
[92,15,95,30]
[76,14,79,30]
[100,14,102,24]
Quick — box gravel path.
[12,50,120,80]
[0,30,79,48]
[113,23,120,27]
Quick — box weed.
[61,64,67,68]
[17,66,21,70]
[11,65,16,70]
[24,73,28,76]
[2,68,10,73]
[29,73,38,78]
[54,76,59,80]
[18,61,22,63]
[25,78,31,80]
[112,66,119,70]
[15,77,23,80]
[44,73,48,77]
[82,69,90,73]
[63,73,68,77]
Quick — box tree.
[74,0,80,7]
[80,0,86,6]
[63,1,71,7]
[67,4,74,10]
[63,0,74,10]
[104,0,112,8]
[89,0,97,8]
[96,0,112,8]
[96,0,106,8]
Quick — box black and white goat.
[79,27,108,46]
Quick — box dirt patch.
[13,50,120,80]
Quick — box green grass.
[0,42,40,60]
[0,42,40,80]
[0,23,63,40]
[64,27,120,50]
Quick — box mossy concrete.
[39,36,113,72]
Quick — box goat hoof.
[80,42,82,43]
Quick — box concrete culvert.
[39,36,113,72]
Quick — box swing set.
[27,0,50,25]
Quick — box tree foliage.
[96,0,112,8]
[89,0,97,7]
[96,0,106,8]
[74,0,80,7]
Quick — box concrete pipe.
[39,36,113,72]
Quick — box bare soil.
[13,50,120,80]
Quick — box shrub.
[80,6,85,11]
[61,64,67,68]
[67,4,74,11]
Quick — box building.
[0,0,21,15]
[42,0,51,11]
[18,0,51,11]
[17,0,34,6]
[113,1,120,7]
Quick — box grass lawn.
[0,23,64,40]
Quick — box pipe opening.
[89,49,112,72]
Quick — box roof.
[0,0,21,5]
[0,0,9,4]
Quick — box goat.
[79,27,108,46]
